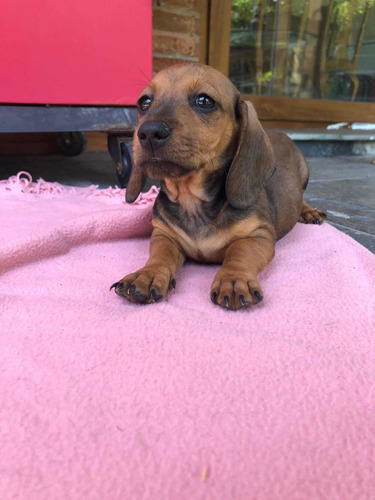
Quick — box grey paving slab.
[306,156,375,182]
[0,152,118,188]
[305,156,375,253]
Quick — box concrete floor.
[1,151,374,253]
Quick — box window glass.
[230,0,375,101]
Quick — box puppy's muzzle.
[137,121,171,151]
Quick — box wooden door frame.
[206,0,375,127]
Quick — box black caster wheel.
[56,132,87,156]
[107,133,134,188]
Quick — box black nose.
[137,121,171,151]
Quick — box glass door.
[208,0,375,126]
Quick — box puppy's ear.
[226,99,275,210]
[125,164,146,203]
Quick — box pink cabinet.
[0,0,152,105]
[0,0,152,184]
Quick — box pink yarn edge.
[0,171,159,206]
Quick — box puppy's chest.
[170,214,227,263]
[155,194,258,263]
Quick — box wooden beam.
[261,121,332,130]
[247,95,375,124]
[207,0,232,75]
[198,0,210,64]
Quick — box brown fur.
[111,63,326,310]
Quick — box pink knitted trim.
[0,171,159,205]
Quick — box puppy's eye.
[138,95,152,112]
[195,94,216,111]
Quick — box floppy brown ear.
[125,164,147,203]
[226,99,275,210]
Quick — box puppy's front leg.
[111,229,185,304]
[210,235,275,311]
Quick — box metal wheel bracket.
[107,133,134,188]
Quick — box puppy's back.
[266,130,309,191]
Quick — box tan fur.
[152,216,272,263]
[164,171,209,210]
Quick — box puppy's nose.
[137,121,171,150]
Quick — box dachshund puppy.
[111,63,326,310]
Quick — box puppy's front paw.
[111,266,176,304]
[210,270,263,311]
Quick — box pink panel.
[0,0,152,105]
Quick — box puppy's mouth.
[138,157,196,180]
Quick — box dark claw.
[127,284,136,294]
[312,219,322,225]
[150,288,163,303]
[111,281,127,297]
[133,290,148,303]
[239,294,249,308]
[221,296,229,308]
[170,278,176,289]
[211,291,218,304]
[254,290,263,304]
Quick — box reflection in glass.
[229,0,375,101]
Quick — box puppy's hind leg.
[298,199,327,225]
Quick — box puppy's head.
[126,63,275,208]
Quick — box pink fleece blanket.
[1,172,374,500]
